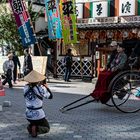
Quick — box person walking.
[64,49,73,82]
[12,51,21,84]
[23,48,33,76]
[23,70,53,137]
[2,53,14,88]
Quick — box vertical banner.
[45,0,62,39]
[9,0,36,47]
[60,0,77,44]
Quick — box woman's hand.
[43,83,48,88]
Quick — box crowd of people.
[1,48,33,88]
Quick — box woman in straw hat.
[24,70,53,137]
[2,53,14,88]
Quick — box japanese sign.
[119,0,136,16]
[9,0,36,47]
[45,0,62,39]
[120,16,140,23]
[76,3,83,19]
[92,1,108,18]
[76,0,95,3]
[60,0,77,44]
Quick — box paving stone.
[0,105,2,111]
[3,101,12,107]
[0,80,140,140]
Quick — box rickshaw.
[60,40,140,113]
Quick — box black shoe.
[67,80,71,82]
[9,85,13,88]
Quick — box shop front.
[56,38,93,79]
[56,0,140,78]
[32,0,140,78]
[77,16,140,76]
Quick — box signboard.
[92,1,108,17]
[77,17,118,24]
[76,0,100,3]
[0,56,47,75]
[9,0,36,47]
[119,0,136,16]
[120,16,140,23]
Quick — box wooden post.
[97,60,100,76]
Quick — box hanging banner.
[92,1,108,18]
[60,0,77,44]
[119,0,136,16]
[9,0,36,47]
[45,0,62,39]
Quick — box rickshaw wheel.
[110,70,140,113]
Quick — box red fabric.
[0,89,5,96]
[91,70,117,104]
[0,81,5,96]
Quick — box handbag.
[18,69,24,79]
[1,74,6,79]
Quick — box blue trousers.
[64,67,71,81]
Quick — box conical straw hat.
[24,70,46,83]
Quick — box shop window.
[61,40,89,56]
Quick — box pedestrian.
[2,53,14,88]
[23,48,33,76]
[12,51,21,84]
[23,70,53,137]
[0,77,3,90]
[64,48,73,82]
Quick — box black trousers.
[13,67,17,82]
[27,118,50,134]
[2,69,12,88]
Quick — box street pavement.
[0,78,140,140]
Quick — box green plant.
[0,0,42,55]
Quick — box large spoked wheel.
[110,70,140,113]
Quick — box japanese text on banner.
[60,0,77,44]
[45,0,62,39]
[9,0,36,47]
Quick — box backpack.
[62,57,66,67]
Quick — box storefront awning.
[77,22,140,30]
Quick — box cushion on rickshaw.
[91,70,117,104]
